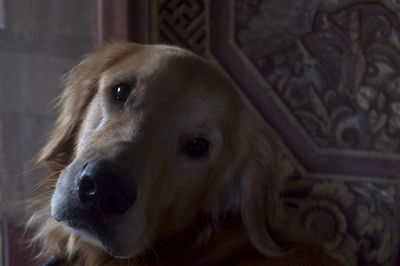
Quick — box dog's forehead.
[100,45,231,94]
[100,45,193,82]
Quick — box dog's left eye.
[180,137,210,159]
[111,83,132,103]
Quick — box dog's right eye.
[111,83,132,103]
[180,137,210,159]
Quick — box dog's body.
[29,42,343,265]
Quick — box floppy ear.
[37,42,139,167]
[238,108,286,257]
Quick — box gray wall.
[0,0,96,222]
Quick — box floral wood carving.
[237,2,400,154]
[279,152,397,266]
[283,176,396,265]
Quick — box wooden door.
[99,1,400,265]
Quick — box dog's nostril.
[79,177,96,197]
[81,162,89,171]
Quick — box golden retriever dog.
[28,42,343,266]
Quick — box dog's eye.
[181,137,210,159]
[111,83,132,102]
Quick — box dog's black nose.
[77,160,136,215]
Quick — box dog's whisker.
[32,179,57,193]
[16,165,45,177]
[150,246,159,263]
[32,171,62,192]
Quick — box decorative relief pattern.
[233,1,400,264]
[158,0,206,55]
[279,153,397,265]
[237,2,400,153]
[152,1,400,265]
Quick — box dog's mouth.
[53,204,135,257]
[62,216,104,236]
[53,204,109,242]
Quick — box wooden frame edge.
[96,0,151,44]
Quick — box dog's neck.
[140,213,260,266]
[46,214,342,266]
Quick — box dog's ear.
[37,42,139,167]
[237,108,286,257]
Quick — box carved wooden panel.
[158,0,207,54]
[237,2,400,154]
[125,0,400,265]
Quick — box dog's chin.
[70,228,129,258]
[102,233,151,259]
[67,227,104,248]
[87,233,148,259]
[103,244,140,259]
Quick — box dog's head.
[37,42,285,259]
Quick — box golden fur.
[28,42,343,266]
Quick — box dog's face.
[42,43,283,259]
